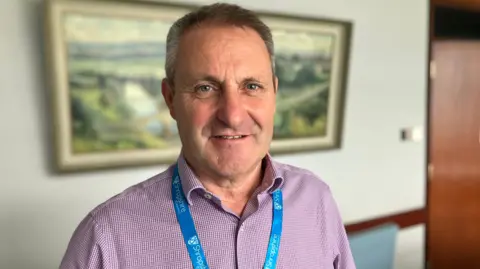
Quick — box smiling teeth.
[218,135,242,139]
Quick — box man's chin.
[206,155,260,177]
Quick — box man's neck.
[184,156,265,215]
[201,168,262,203]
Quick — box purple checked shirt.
[60,154,356,269]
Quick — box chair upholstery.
[348,223,399,269]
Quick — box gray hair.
[165,3,275,85]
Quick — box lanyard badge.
[171,165,283,269]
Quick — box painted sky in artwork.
[272,30,334,55]
[63,13,171,43]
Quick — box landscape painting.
[272,30,333,140]
[265,15,351,155]
[65,15,178,155]
[45,0,351,172]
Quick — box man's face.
[162,24,277,179]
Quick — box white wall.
[0,0,428,268]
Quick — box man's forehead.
[172,24,273,82]
[175,68,273,86]
[178,25,269,58]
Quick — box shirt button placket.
[236,221,248,269]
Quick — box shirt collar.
[175,153,285,205]
[260,153,285,194]
[176,154,205,205]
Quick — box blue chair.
[348,223,399,269]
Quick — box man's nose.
[216,89,247,129]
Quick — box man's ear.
[274,76,279,94]
[273,76,278,114]
[161,78,176,120]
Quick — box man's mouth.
[213,135,247,140]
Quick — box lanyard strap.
[171,165,283,269]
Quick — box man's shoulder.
[271,159,331,193]
[89,165,174,219]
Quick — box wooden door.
[428,40,480,268]
[432,0,480,11]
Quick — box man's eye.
[196,85,213,92]
[246,83,260,90]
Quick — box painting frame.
[44,0,352,172]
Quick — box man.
[60,3,356,269]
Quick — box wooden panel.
[345,208,426,234]
[433,5,480,40]
[428,41,480,269]
[433,0,480,11]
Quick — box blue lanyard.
[171,165,283,269]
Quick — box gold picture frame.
[44,0,352,172]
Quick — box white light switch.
[401,126,424,142]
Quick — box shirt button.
[239,224,245,232]
[204,193,212,199]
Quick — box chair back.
[348,223,399,269]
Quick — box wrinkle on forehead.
[174,25,273,87]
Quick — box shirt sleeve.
[59,213,117,269]
[325,190,357,269]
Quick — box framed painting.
[44,0,351,172]
[261,11,351,156]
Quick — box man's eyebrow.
[192,75,223,85]
[242,76,264,83]
[177,75,222,90]
[180,75,270,89]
